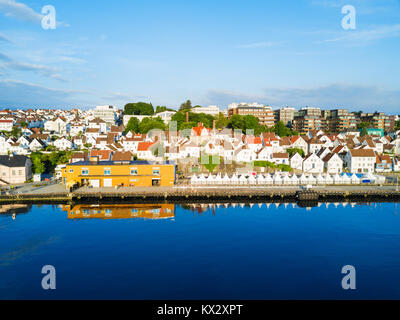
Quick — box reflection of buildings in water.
[183,202,369,214]
[62,204,175,220]
[0,204,32,216]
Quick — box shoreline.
[1,185,400,205]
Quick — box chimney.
[89,156,99,164]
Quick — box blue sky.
[0,0,399,112]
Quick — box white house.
[44,117,69,135]
[54,137,73,150]
[0,120,14,132]
[303,153,324,174]
[290,136,308,154]
[256,147,272,161]
[272,153,289,165]
[345,149,376,174]
[234,147,256,163]
[290,153,303,171]
[322,152,343,174]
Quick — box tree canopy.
[138,117,166,134]
[179,100,192,111]
[124,102,154,116]
[125,117,140,133]
[30,151,72,174]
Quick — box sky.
[0,0,399,112]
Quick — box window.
[104,169,111,176]
[19,170,22,176]
[153,170,160,176]
[130,169,138,176]
[12,170,15,176]
[69,169,74,173]
[81,169,89,175]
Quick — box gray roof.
[0,155,30,167]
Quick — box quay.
[1,184,400,205]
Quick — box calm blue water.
[1,202,400,300]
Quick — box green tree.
[10,126,22,138]
[228,114,245,130]
[138,117,166,133]
[124,102,154,115]
[286,148,305,158]
[215,112,228,129]
[171,112,186,130]
[179,100,192,111]
[274,121,291,137]
[32,156,45,174]
[126,117,140,133]
[243,115,261,134]
[155,106,176,113]
[357,122,372,130]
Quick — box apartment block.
[228,103,275,127]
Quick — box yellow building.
[61,158,176,188]
[62,204,175,220]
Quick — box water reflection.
[0,204,32,216]
[62,204,175,220]
[181,201,377,213]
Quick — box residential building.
[302,153,324,174]
[93,105,117,125]
[292,107,326,133]
[345,149,376,173]
[0,155,32,185]
[274,107,295,127]
[228,103,275,127]
[0,120,13,132]
[191,105,220,116]
[326,109,357,133]
[61,159,176,188]
[322,152,343,174]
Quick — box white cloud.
[0,51,68,82]
[0,0,43,23]
[320,24,400,43]
[0,79,93,107]
[237,41,283,49]
[59,56,87,65]
[0,32,11,43]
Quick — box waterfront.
[1,202,400,299]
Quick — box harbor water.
[1,202,400,299]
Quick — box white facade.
[303,153,324,174]
[191,105,220,116]
[290,153,303,171]
[345,150,376,174]
[0,120,13,132]
[324,153,343,174]
[93,105,117,124]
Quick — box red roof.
[192,126,205,137]
[246,136,262,144]
[137,142,155,151]
[90,150,112,161]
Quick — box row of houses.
[2,107,400,176]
